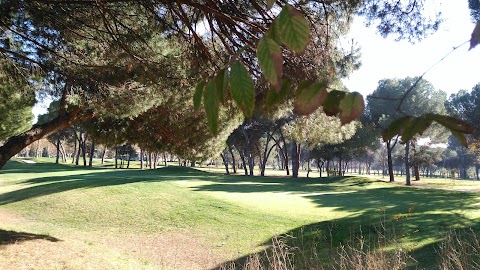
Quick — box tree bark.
[88,139,95,167]
[114,147,118,169]
[228,145,237,174]
[405,141,411,186]
[237,147,248,176]
[386,140,395,182]
[279,130,290,176]
[220,153,230,175]
[55,136,61,164]
[291,141,300,178]
[240,127,254,176]
[140,149,144,169]
[101,146,106,165]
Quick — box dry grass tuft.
[437,228,480,270]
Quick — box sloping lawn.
[1,159,479,269]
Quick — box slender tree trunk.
[307,156,311,178]
[88,139,95,167]
[75,132,82,166]
[405,141,411,186]
[238,147,248,176]
[72,131,78,164]
[153,153,158,169]
[149,152,153,169]
[279,130,290,175]
[291,141,300,178]
[228,145,237,174]
[386,140,395,182]
[163,153,167,167]
[240,128,254,176]
[101,146,106,165]
[127,153,131,169]
[55,136,61,164]
[115,148,118,169]
[59,142,67,163]
[81,134,87,167]
[140,149,144,169]
[220,153,230,175]
[414,164,420,181]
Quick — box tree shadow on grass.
[212,213,480,270]
[189,176,480,269]
[0,229,60,245]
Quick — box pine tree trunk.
[140,149,144,169]
[414,164,420,181]
[405,141,411,186]
[115,148,118,169]
[101,146,106,165]
[220,153,230,175]
[88,139,95,167]
[228,145,237,174]
[55,136,61,164]
[387,140,395,182]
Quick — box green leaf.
[203,80,219,134]
[193,79,205,111]
[382,116,412,142]
[230,61,255,118]
[265,21,283,44]
[427,114,474,134]
[267,0,276,10]
[450,130,469,147]
[257,37,283,91]
[266,79,291,106]
[294,81,328,115]
[323,90,346,116]
[400,116,433,143]
[427,113,473,147]
[215,68,227,104]
[338,92,364,125]
[276,4,310,53]
[470,21,480,50]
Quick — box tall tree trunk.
[163,153,167,167]
[237,147,248,176]
[140,149,144,169]
[72,130,78,164]
[55,136,61,164]
[414,164,420,181]
[149,152,152,169]
[115,147,118,169]
[279,130,290,175]
[81,133,87,167]
[386,140,395,182]
[240,128,254,176]
[101,146,106,165]
[59,142,67,163]
[88,139,95,167]
[153,153,158,169]
[220,153,230,175]
[307,156,311,178]
[75,131,82,166]
[228,145,237,174]
[405,141,411,186]
[291,141,300,178]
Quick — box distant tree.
[283,109,357,177]
[368,77,447,185]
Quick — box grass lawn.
[1,158,480,269]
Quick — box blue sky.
[343,1,480,97]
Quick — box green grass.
[1,158,480,269]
